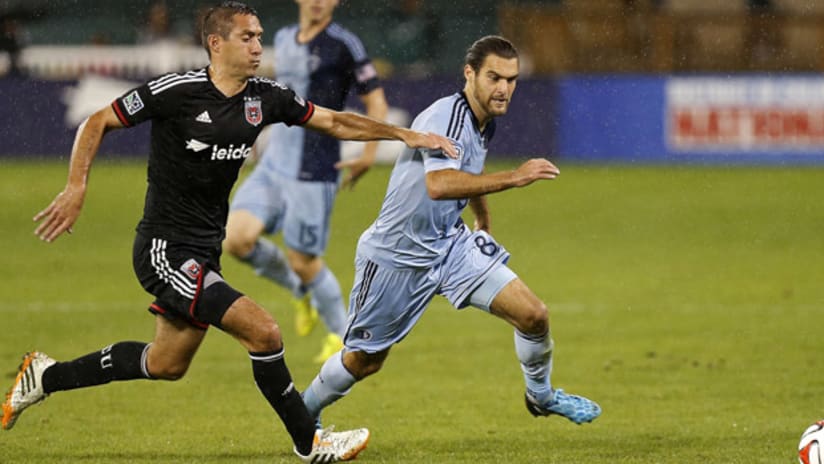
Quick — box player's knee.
[221,297,284,352]
[223,229,256,258]
[248,319,284,353]
[343,350,388,380]
[260,322,284,352]
[519,301,548,335]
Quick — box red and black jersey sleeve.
[111,84,154,128]
[111,78,179,127]
[259,79,315,127]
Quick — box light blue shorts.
[230,167,338,256]
[343,226,518,353]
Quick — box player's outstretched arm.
[33,106,124,243]
[426,158,560,200]
[305,105,457,158]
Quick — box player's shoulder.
[145,68,209,97]
[275,24,298,43]
[421,93,468,122]
[325,22,368,59]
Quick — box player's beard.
[487,95,509,116]
[471,77,510,118]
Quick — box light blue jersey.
[358,92,497,268]
[259,23,380,182]
[231,22,380,253]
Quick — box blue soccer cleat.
[525,388,601,425]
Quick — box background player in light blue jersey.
[302,36,601,433]
[224,0,388,362]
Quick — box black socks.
[42,342,151,394]
[250,349,316,455]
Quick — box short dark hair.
[464,35,519,72]
[200,1,259,57]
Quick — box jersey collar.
[459,91,495,140]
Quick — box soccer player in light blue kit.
[302,35,601,430]
[224,0,388,362]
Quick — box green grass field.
[1,158,822,463]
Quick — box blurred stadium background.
[2,0,824,162]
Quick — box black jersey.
[112,68,315,247]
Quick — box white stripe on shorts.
[150,238,197,299]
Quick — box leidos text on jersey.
[211,143,252,160]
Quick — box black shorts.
[132,233,243,329]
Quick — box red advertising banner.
[667,78,824,152]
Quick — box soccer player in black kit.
[2,2,455,462]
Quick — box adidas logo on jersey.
[196,111,212,123]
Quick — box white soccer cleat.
[2,352,56,431]
[295,426,370,463]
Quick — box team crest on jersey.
[244,97,262,126]
[122,90,144,115]
[180,259,201,280]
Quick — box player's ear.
[208,33,221,55]
[463,64,474,82]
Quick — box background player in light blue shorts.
[232,168,336,258]
[224,0,388,362]
[302,36,602,434]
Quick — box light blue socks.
[514,329,554,404]
[305,267,347,336]
[302,351,356,419]
[243,239,301,297]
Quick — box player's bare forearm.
[336,91,389,189]
[307,106,457,157]
[66,111,107,187]
[426,158,560,200]
[307,106,395,140]
[33,106,122,242]
[361,88,389,163]
[426,169,512,200]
